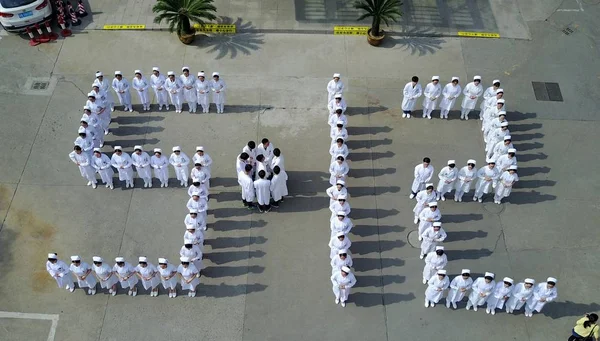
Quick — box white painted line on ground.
[0,311,59,341]
[576,0,584,11]
[557,8,581,11]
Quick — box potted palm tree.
[354,0,403,46]
[153,0,217,45]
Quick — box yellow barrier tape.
[457,31,500,38]
[103,24,146,30]
[334,26,369,35]
[194,23,236,34]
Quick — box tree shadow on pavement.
[382,28,445,56]
[192,17,264,60]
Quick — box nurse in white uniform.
[92,256,118,296]
[424,269,449,308]
[46,253,74,292]
[69,255,97,295]
[158,258,179,298]
[135,257,161,297]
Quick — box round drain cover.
[407,230,420,248]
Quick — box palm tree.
[153,0,217,42]
[354,0,402,37]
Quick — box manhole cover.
[407,230,420,248]
[482,201,505,214]
[532,81,563,102]
[31,81,49,90]
[562,27,574,35]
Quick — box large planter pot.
[178,32,196,45]
[367,28,385,46]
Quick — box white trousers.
[136,90,150,108]
[461,108,471,119]
[440,109,450,119]
[168,92,183,110]
[423,108,433,118]
[154,89,168,106]
[332,286,351,302]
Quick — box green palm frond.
[153,0,218,34]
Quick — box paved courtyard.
[1,0,600,340]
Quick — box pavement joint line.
[0,311,59,341]
[68,27,532,40]
[367,107,389,341]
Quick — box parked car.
[0,0,53,33]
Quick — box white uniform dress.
[474,166,501,199]
[177,264,200,290]
[425,274,450,304]
[526,283,557,313]
[135,263,161,290]
[447,276,474,305]
[180,73,197,112]
[158,264,178,290]
[329,143,349,163]
[74,135,94,159]
[150,154,170,186]
[70,261,97,289]
[413,189,437,219]
[329,161,349,185]
[188,183,208,199]
[93,78,114,110]
[330,270,356,303]
[330,254,353,274]
[494,171,519,202]
[186,197,208,220]
[328,113,348,128]
[496,154,517,173]
[253,178,271,206]
[113,262,138,289]
[454,166,476,200]
[411,164,434,194]
[480,86,497,115]
[486,127,510,154]
[420,226,447,256]
[193,152,213,174]
[506,283,535,312]
[112,77,132,111]
[326,185,348,204]
[422,252,447,281]
[487,282,513,310]
[327,79,344,103]
[132,76,150,110]
[418,208,441,236]
[422,81,442,118]
[211,78,226,113]
[439,83,462,118]
[46,260,74,289]
[184,213,207,230]
[437,166,458,198]
[69,151,96,184]
[329,200,351,220]
[165,77,183,112]
[328,235,351,259]
[468,278,495,307]
[328,98,347,116]
[238,171,255,202]
[150,73,168,108]
[270,172,288,202]
[93,263,118,289]
[180,246,203,274]
[460,81,483,118]
[169,151,190,185]
[195,78,211,113]
[330,126,349,143]
[330,217,353,237]
[401,82,423,113]
[491,141,514,161]
[132,152,152,185]
[111,152,134,184]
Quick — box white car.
[0,0,53,33]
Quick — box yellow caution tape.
[103,24,146,30]
[457,31,500,38]
[334,26,369,35]
[194,23,236,34]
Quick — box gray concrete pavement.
[1,1,600,340]
[69,0,530,38]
